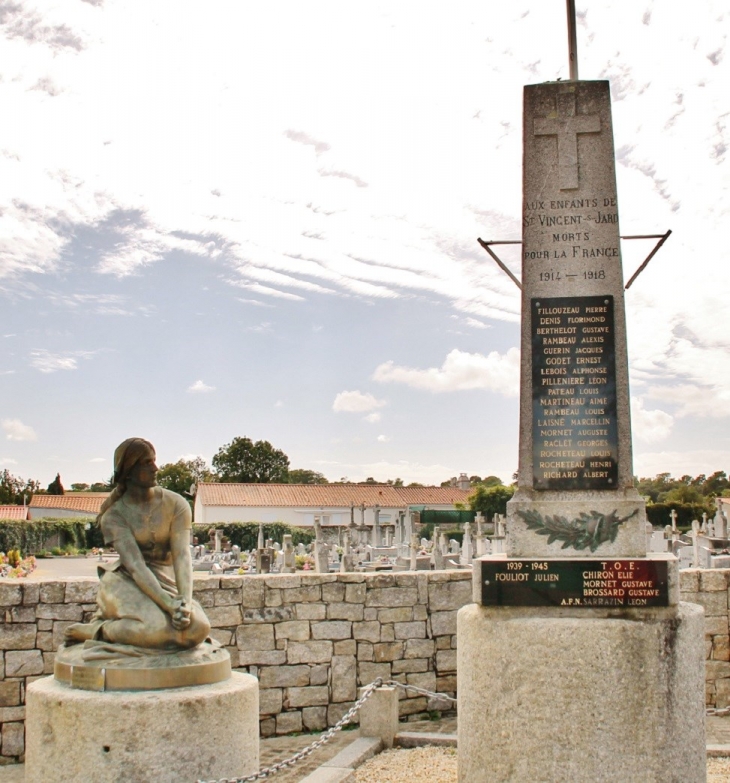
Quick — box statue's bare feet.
[64,622,98,645]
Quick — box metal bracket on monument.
[476,238,522,290]
[622,230,672,289]
[477,230,672,291]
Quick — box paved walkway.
[709,716,730,746]
[1,715,725,782]
[25,556,110,580]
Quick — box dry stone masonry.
[0,568,724,760]
[0,570,470,760]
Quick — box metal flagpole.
[566,0,579,80]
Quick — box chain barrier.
[380,679,458,705]
[200,675,727,782]
[707,706,730,717]
[197,678,385,783]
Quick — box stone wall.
[679,568,730,708]
[0,570,471,761]
[0,567,725,762]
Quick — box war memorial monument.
[458,21,706,783]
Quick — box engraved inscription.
[534,92,600,190]
[522,196,620,271]
[481,559,669,607]
[532,296,618,490]
[70,665,106,691]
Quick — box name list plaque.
[532,295,618,490]
[481,559,669,608]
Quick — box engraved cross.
[534,92,600,190]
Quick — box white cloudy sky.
[0,0,729,487]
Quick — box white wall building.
[193,483,471,530]
[28,493,109,520]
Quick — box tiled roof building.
[0,506,30,521]
[28,493,109,518]
[193,483,471,527]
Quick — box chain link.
[707,706,730,717]
[380,679,458,704]
[197,678,385,783]
[201,676,728,782]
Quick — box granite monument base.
[457,601,705,783]
[506,492,648,558]
[25,672,259,783]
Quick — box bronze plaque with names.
[532,295,618,490]
[481,558,669,607]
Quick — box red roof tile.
[29,494,109,513]
[0,506,30,520]
[196,483,470,508]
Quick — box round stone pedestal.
[457,602,705,783]
[25,672,259,783]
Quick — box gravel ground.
[0,749,725,781]
[353,748,730,782]
[709,757,730,781]
[354,747,458,783]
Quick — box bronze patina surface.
[55,640,231,691]
[58,438,226,690]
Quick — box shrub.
[0,518,94,555]
[645,502,715,530]
[192,522,314,551]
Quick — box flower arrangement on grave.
[0,550,36,578]
[295,554,314,570]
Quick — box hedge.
[0,518,99,554]
[192,522,315,550]
[0,518,317,556]
[645,502,716,530]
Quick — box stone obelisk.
[457,78,705,783]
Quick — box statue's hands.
[170,596,192,630]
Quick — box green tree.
[88,475,114,492]
[286,469,328,484]
[70,483,89,492]
[468,483,515,520]
[0,470,41,505]
[157,457,214,497]
[663,484,706,505]
[212,437,290,483]
[699,471,729,497]
[635,472,679,503]
[89,481,112,492]
[47,473,65,495]
[481,475,504,487]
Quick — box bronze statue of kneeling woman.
[65,438,211,651]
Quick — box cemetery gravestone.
[458,80,705,782]
[281,534,296,573]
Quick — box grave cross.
[534,92,600,190]
[669,508,678,533]
[691,520,700,568]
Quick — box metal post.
[566,0,579,80]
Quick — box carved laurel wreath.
[516,508,638,552]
